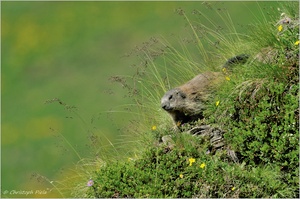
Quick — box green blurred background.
[1,1,280,197]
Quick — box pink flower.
[87,179,94,187]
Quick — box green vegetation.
[2,2,212,197]
[83,3,299,198]
[2,1,298,198]
[86,133,295,198]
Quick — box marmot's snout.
[161,99,170,110]
[161,101,171,111]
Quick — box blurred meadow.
[1,1,281,197]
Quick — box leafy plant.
[87,132,296,198]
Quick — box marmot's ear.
[222,54,249,69]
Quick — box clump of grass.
[62,2,299,198]
[206,7,299,192]
[108,4,254,135]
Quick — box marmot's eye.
[168,95,173,100]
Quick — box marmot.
[161,54,249,126]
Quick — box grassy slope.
[1,2,212,196]
[10,2,296,198]
[80,3,299,198]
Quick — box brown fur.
[161,72,222,125]
[161,54,249,126]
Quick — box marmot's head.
[161,72,220,125]
[161,87,206,125]
[161,88,186,112]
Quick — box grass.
[80,2,299,198]
[2,2,209,196]
[2,1,297,198]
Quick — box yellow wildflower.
[231,187,236,191]
[151,125,157,131]
[200,163,206,169]
[188,158,196,166]
[225,76,231,81]
[222,67,227,73]
[278,25,283,32]
[294,40,300,45]
[176,121,181,127]
[179,174,184,178]
[216,101,220,106]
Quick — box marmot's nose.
[161,102,170,110]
